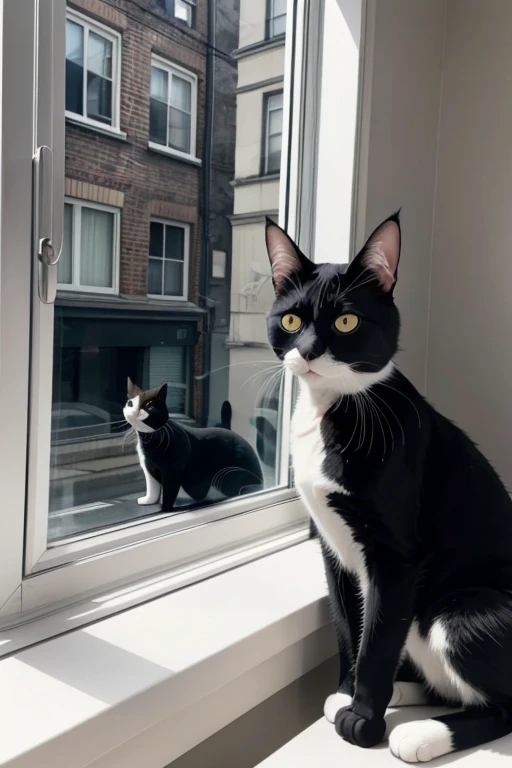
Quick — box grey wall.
[356,0,446,391]
[427,0,512,483]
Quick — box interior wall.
[356,0,446,390]
[427,0,512,483]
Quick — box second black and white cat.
[123,378,263,511]
[265,214,512,762]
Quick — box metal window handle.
[33,145,60,303]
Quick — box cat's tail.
[220,400,232,430]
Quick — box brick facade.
[66,0,207,300]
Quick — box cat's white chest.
[292,393,369,597]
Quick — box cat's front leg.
[321,544,362,723]
[138,467,161,506]
[161,478,181,512]
[335,560,415,749]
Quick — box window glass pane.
[164,225,185,261]
[58,204,73,285]
[175,0,193,26]
[273,15,287,36]
[274,0,287,16]
[168,107,191,153]
[148,258,163,294]
[150,98,168,144]
[87,73,112,124]
[267,134,282,173]
[49,2,291,541]
[269,92,283,110]
[269,106,283,136]
[65,20,84,115]
[79,207,114,288]
[150,66,168,101]
[88,32,112,78]
[171,75,192,112]
[149,221,164,257]
[164,260,184,296]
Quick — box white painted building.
[228,0,286,484]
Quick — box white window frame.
[65,7,122,134]
[0,0,364,649]
[58,197,120,294]
[147,217,190,301]
[148,54,199,163]
[263,90,284,175]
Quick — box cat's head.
[265,213,401,395]
[123,378,168,432]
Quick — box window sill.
[0,540,333,768]
[256,709,510,767]
[65,115,127,141]
[148,142,202,167]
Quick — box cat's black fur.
[125,379,263,511]
[265,213,512,760]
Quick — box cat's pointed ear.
[348,212,401,293]
[156,382,168,400]
[265,218,313,294]
[127,377,141,398]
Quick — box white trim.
[0,542,331,767]
[147,140,202,165]
[147,216,190,300]
[65,8,122,132]
[57,197,120,294]
[150,54,198,161]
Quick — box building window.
[266,0,287,39]
[263,91,284,175]
[65,10,121,131]
[148,346,188,415]
[58,199,120,293]
[154,0,196,28]
[149,57,198,160]
[148,219,190,299]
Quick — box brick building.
[51,0,238,508]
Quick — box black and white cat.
[123,378,263,511]
[265,214,512,762]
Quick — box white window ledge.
[148,141,202,166]
[256,708,512,767]
[0,541,335,768]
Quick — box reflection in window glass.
[49,0,288,542]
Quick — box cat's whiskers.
[340,396,361,454]
[240,363,283,390]
[379,382,422,428]
[195,359,280,381]
[253,367,284,413]
[370,390,405,447]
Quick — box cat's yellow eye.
[281,314,303,333]
[334,313,360,334]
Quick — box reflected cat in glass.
[123,378,263,511]
[265,214,512,763]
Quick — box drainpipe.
[199,0,215,425]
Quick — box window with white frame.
[0,0,359,649]
[148,219,189,299]
[266,0,287,39]
[154,0,197,27]
[58,199,119,293]
[65,9,120,131]
[263,91,284,175]
[149,57,198,159]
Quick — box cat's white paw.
[389,682,428,707]
[389,720,453,763]
[324,692,352,723]
[137,495,159,506]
